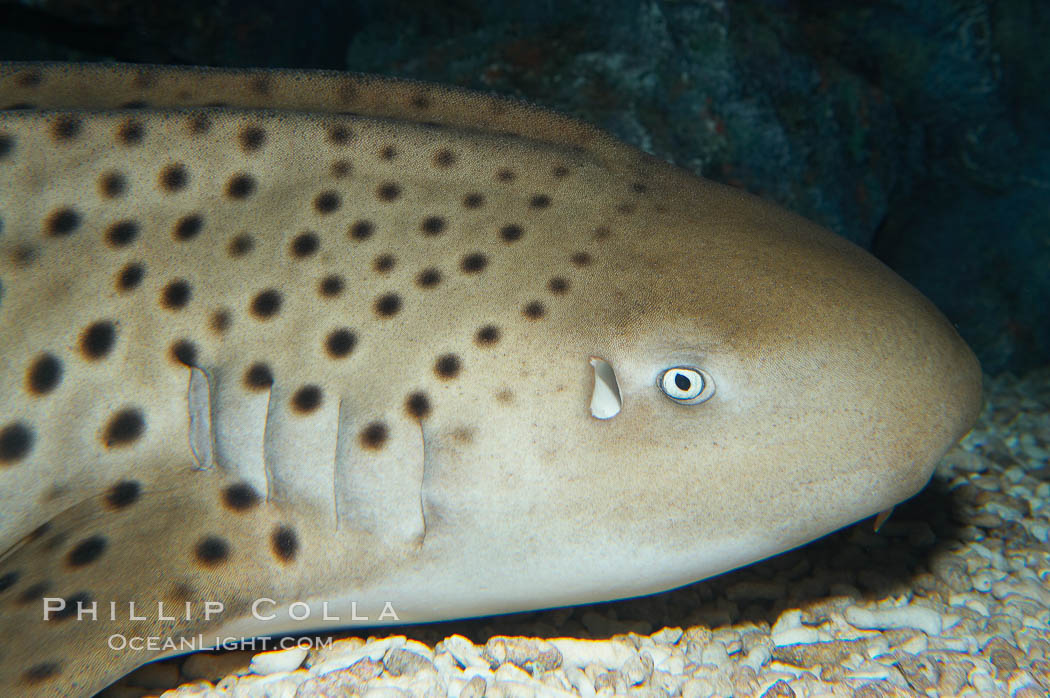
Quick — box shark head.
[0,62,981,696]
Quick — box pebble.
[249,647,307,675]
[844,605,943,636]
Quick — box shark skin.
[0,62,982,696]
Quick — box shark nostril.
[589,357,622,420]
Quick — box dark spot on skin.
[460,253,487,274]
[462,193,485,208]
[617,202,636,214]
[99,171,127,198]
[106,220,139,247]
[553,165,569,178]
[159,164,188,192]
[496,167,516,182]
[376,182,401,201]
[244,363,273,391]
[499,224,523,242]
[475,325,500,345]
[421,216,446,235]
[571,251,593,266]
[67,535,106,567]
[406,392,431,419]
[373,254,395,273]
[0,419,31,461]
[529,194,551,208]
[188,114,211,135]
[432,149,456,167]
[27,354,62,395]
[117,119,144,145]
[222,482,260,511]
[226,174,256,199]
[360,422,388,449]
[291,232,320,258]
[249,76,271,95]
[325,328,356,358]
[379,145,397,160]
[434,354,461,379]
[161,280,192,310]
[328,125,352,145]
[314,190,340,214]
[548,277,569,294]
[211,310,231,333]
[0,570,19,593]
[11,244,35,267]
[172,214,203,240]
[271,525,298,563]
[22,662,61,683]
[0,134,12,159]
[349,220,374,240]
[291,385,322,413]
[632,182,648,193]
[319,275,344,297]
[228,234,254,257]
[250,289,282,319]
[105,480,141,509]
[17,581,50,604]
[15,70,42,87]
[416,268,441,288]
[52,116,81,141]
[53,592,91,620]
[116,263,144,292]
[194,536,229,566]
[239,125,266,152]
[170,340,198,366]
[168,582,195,603]
[523,301,546,319]
[410,94,431,109]
[594,225,612,240]
[331,159,352,178]
[374,293,401,317]
[81,321,116,359]
[103,408,145,447]
[46,207,80,236]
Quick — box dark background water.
[3,0,1048,375]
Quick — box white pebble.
[770,626,831,646]
[249,647,307,676]
[844,605,943,636]
[548,639,635,669]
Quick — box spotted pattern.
[80,321,117,360]
[0,423,32,463]
[161,280,192,310]
[244,363,274,391]
[222,482,260,511]
[359,422,388,449]
[434,354,461,379]
[194,536,229,566]
[106,220,139,247]
[66,535,107,567]
[105,480,141,509]
[271,525,298,562]
[174,215,204,240]
[291,385,322,413]
[102,409,145,447]
[27,354,62,395]
[45,207,80,236]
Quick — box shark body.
[0,62,981,696]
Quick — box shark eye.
[659,367,715,405]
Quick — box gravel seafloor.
[101,369,1050,698]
